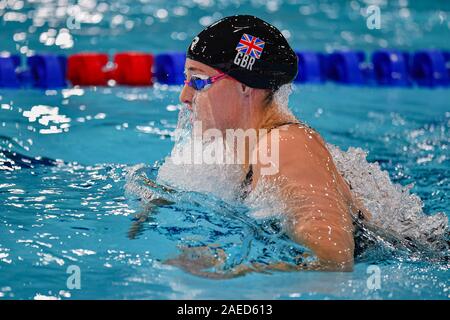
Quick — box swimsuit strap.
[240,121,306,200]
[267,120,302,132]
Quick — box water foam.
[327,144,448,247]
[155,105,246,201]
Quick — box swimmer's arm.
[253,128,355,271]
[142,176,176,194]
[164,246,319,279]
[128,177,175,239]
[128,202,158,239]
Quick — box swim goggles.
[184,73,228,91]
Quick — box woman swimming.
[158,14,373,272]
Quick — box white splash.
[328,144,448,246]
[156,105,246,201]
[157,138,245,201]
[273,83,293,112]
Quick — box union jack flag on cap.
[235,33,265,59]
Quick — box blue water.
[1,0,449,299]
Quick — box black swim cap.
[187,15,298,90]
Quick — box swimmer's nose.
[179,84,194,111]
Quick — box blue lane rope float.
[27,54,67,89]
[411,50,450,87]
[372,50,411,87]
[295,51,325,83]
[0,50,449,89]
[154,52,186,85]
[324,51,367,85]
[0,55,21,88]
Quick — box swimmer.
[166,15,373,273]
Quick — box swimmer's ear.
[239,83,251,96]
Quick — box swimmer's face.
[180,58,252,132]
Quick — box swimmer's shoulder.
[274,122,330,157]
[278,124,372,220]
[251,121,333,180]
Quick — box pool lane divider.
[0,50,449,89]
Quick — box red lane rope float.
[67,53,109,86]
[113,52,154,86]
[67,52,153,86]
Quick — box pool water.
[1,0,449,299]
